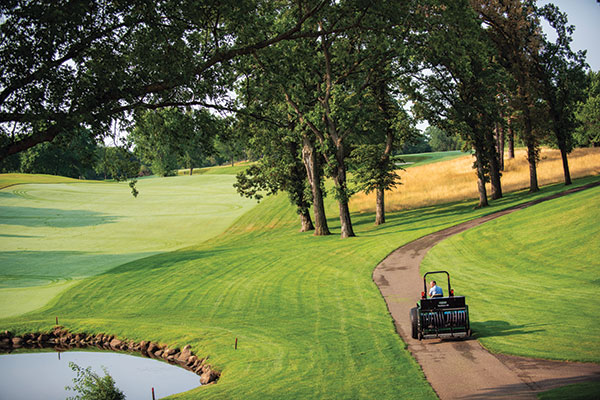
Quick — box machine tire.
[410,307,419,339]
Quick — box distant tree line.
[1,0,598,237]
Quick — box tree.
[409,0,504,207]
[350,94,418,225]
[19,127,98,178]
[472,0,545,193]
[427,126,464,152]
[95,145,140,181]
[265,1,415,237]
[130,107,216,176]
[65,362,125,400]
[232,40,331,235]
[130,109,180,176]
[0,1,338,160]
[534,3,588,185]
[575,70,600,147]
[215,117,247,168]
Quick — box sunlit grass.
[0,173,257,316]
[2,174,598,398]
[0,173,93,190]
[422,185,600,362]
[350,147,600,213]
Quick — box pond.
[0,350,201,399]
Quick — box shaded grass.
[537,381,600,400]
[422,185,600,362]
[2,175,599,398]
[0,174,257,316]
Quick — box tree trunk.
[559,143,572,186]
[497,122,505,171]
[375,188,385,225]
[302,134,330,236]
[189,167,193,176]
[474,146,488,208]
[332,163,355,238]
[299,210,314,232]
[332,146,355,238]
[526,139,539,193]
[486,130,503,200]
[507,120,515,159]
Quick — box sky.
[538,0,600,71]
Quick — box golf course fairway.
[1,172,598,398]
[0,173,258,317]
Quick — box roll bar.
[422,270,454,299]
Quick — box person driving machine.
[429,280,443,297]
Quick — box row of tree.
[232,0,597,235]
[1,0,598,238]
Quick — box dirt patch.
[373,182,600,399]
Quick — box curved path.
[374,182,600,399]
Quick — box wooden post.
[152,387,155,400]
[55,316,58,325]
[235,338,238,350]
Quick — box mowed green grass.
[2,173,599,398]
[0,173,258,317]
[537,381,600,400]
[395,150,469,168]
[422,185,600,362]
[0,172,87,190]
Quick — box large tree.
[533,3,588,186]
[253,1,415,237]
[472,0,545,193]
[0,0,337,160]
[130,107,216,176]
[19,127,98,179]
[409,0,504,207]
[575,70,600,147]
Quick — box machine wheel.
[410,307,419,339]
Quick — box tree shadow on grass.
[351,175,600,238]
[102,248,232,275]
[0,206,120,228]
[471,320,547,338]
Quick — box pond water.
[0,350,201,399]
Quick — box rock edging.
[0,327,220,385]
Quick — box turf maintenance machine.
[410,271,471,340]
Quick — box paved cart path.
[374,182,600,399]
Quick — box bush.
[65,362,125,400]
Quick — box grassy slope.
[0,173,257,317]
[0,173,90,190]
[395,151,468,167]
[2,175,599,398]
[422,185,600,362]
[537,382,600,400]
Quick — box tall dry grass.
[349,147,600,213]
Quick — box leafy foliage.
[426,126,465,152]
[130,107,216,176]
[95,146,140,181]
[65,362,125,400]
[18,127,98,178]
[575,70,600,147]
[0,0,333,159]
[350,144,401,195]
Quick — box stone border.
[0,326,220,385]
